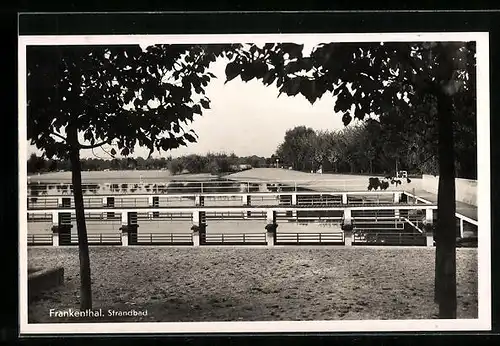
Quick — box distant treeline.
[275,122,476,179]
[27,152,276,175]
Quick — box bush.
[168,159,184,175]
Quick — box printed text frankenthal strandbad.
[49,308,148,318]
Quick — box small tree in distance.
[27,43,231,310]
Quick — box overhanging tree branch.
[91,146,108,160]
[79,139,111,149]
[50,131,68,142]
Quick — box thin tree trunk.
[68,127,93,310]
[435,91,457,318]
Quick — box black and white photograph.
[18,30,490,334]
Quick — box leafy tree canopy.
[224,42,476,170]
[27,44,238,159]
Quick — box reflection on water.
[27,178,311,200]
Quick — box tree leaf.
[240,64,255,82]
[280,43,304,59]
[264,43,275,50]
[354,107,365,120]
[200,99,210,109]
[225,61,242,83]
[193,104,202,115]
[342,112,352,126]
[284,77,302,97]
[262,70,276,85]
[184,133,197,143]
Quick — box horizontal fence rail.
[275,232,344,245]
[134,233,193,245]
[353,231,427,246]
[204,211,267,220]
[27,234,53,246]
[136,212,193,221]
[58,233,122,245]
[201,233,267,245]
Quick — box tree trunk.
[434,91,457,318]
[68,129,93,310]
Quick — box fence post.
[192,230,200,247]
[424,208,434,247]
[394,192,401,204]
[291,193,297,218]
[191,211,205,247]
[342,193,348,205]
[265,210,277,246]
[242,194,251,218]
[120,231,129,246]
[51,212,59,247]
[342,209,353,246]
[120,211,129,246]
[344,229,353,246]
[459,217,464,238]
[195,195,204,207]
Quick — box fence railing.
[134,233,193,245]
[352,222,406,231]
[296,195,342,206]
[275,232,344,245]
[204,211,267,220]
[353,231,427,246]
[27,234,53,245]
[201,233,267,245]
[27,191,428,212]
[58,233,122,245]
[136,212,193,221]
[347,194,396,204]
[27,213,53,222]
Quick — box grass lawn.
[27,246,478,323]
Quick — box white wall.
[421,175,477,206]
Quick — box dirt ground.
[27,246,478,323]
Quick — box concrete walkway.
[406,189,478,222]
[226,168,478,222]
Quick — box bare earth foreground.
[28,247,477,323]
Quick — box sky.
[26,47,357,160]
